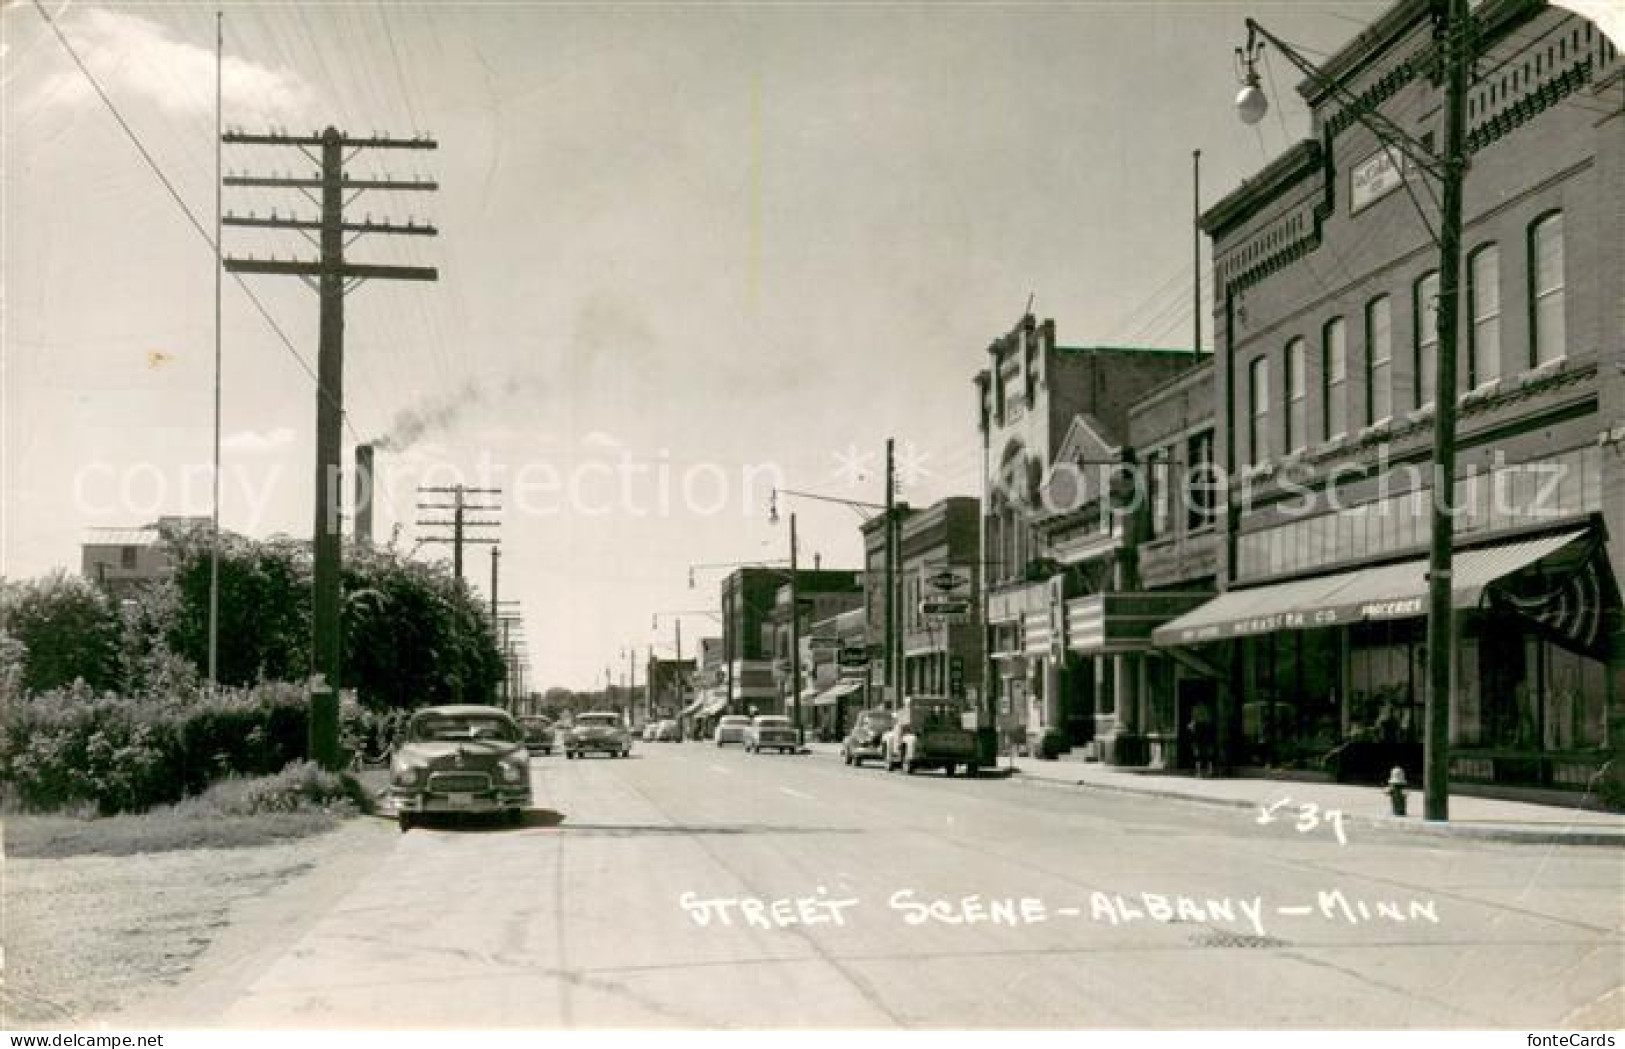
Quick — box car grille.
[427,771,492,793]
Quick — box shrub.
[199,761,368,817]
[1037,728,1069,760]
[0,682,310,814]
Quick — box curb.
[999,767,1625,848]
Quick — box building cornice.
[1198,139,1321,239]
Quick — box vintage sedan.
[390,705,531,831]
[743,715,801,754]
[841,709,895,767]
[519,715,555,756]
[565,711,631,758]
[713,714,751,746]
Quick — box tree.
[166,533,311,688]
[0,570,121,693]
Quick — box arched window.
[1285,339,1306,453]
[1529,212,1565,366]
[1249,355,1271,465]
[1468,244,1501,388]
[1366,295,1393,425]
[1323,318,1347,440]
[1414,272,1439,408]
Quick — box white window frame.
[1530,212,1565,367]
[1323,318,1348,441]
[1469,244,1501,390]
[1367,295,1393,426]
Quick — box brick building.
[973,313,1201,752]
[1154,0,1622,791]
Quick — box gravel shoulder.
[1,813,395,1029]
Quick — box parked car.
[654,719,682,741]
[643,722,660,742]
[883,698,979,776]
[519,715,554,756]
[841,709,895,767]
[714,714,750,746]
[390,705,531,831]
[566,712,632,758]
[743,715,801,754]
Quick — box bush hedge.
[0,682,310,814]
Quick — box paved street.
[146,744,1624,1029]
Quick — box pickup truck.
[883,699,979,777]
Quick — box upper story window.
[1248,355,1271,466]
[1530,212,1565,367]
[1186,430,1216,531]
[1147,448,1170,539]
[1285,338,1306,454]
[1469,244,1501,388]
[1366,295,1392,426]
[1323,318,1347,441]
[1414,271,1439,409]
[120,545,138,570]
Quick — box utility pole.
[884,438,898,709]
[1422,0,1469,823]
[788,511,802,732]
[416,485,501,581]
[223,127,438,770]
[489,546,500,627]
[416,484,502,700]
[1193,148,1202,357]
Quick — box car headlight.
[392,764,421,786]
[500,762,524,783]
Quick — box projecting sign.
[925,565,974,593]
[807,636,841,652]
[920,600,972,618]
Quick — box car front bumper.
[568,738,627,752]
[391,787,530,814]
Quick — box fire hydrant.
[1385,766,1409,817]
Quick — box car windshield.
[576,714,620,728]
[755,717,791,728]
[411,713,519,743]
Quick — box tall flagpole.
[208,9,223,687]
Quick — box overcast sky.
[3,1,1392,689]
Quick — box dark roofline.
[1199,138,1321,239]
[1295,0,1428,107]
[1054,344,1199,356]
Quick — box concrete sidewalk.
[805,741,1625,846]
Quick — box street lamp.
[1233,3,1471,821]
[767,504,804,734]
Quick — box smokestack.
[354,443,375,548]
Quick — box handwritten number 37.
[1256,799,1348,846]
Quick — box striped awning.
[1154,529,1598,647]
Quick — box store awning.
[679,695,707,717]
[811,680,864,707]
[1153,529,1596,647]
[699,694,729,717]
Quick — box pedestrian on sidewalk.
[1188,704,1215,778]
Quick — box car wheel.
[397,811,414,832]
[507,808,523,826]
[944,763,956,777]
[841,749,851,765]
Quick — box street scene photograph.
[3,0,1624,1037]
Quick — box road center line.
[779,786,815,801]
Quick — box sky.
[2,1,1395,690]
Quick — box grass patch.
[4,762,375,859]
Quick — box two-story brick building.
[1154,0,1622,791]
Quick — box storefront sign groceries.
[678,888,1438,936]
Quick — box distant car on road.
[743,715,800,754]
[841,709,895,767]
[566,712,632,759]
[883,698,978,776]
[642,722,660,742]
[714,714,750,746]
[390,705,531,832]
[519,716,554,756]
[653,719,681,741]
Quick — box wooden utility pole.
[415,485,501,580]
[884,438,898,708]
[223,127,438,770]
[788,511,801,731]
